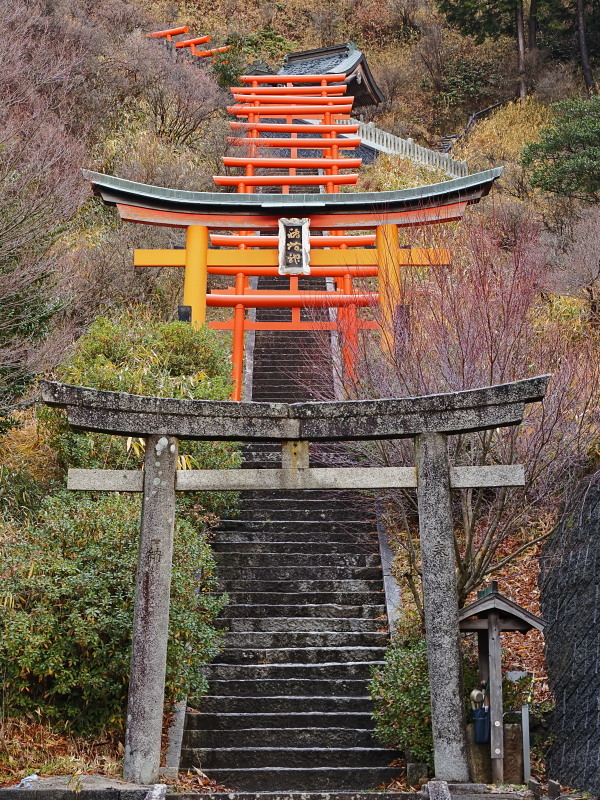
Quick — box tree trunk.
[528,0,538,52]
[577,0,596,94]
[516,0,527,100]
[585,285,600,329]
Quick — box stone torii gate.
[40,375,549,785]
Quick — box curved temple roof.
[83,167,503,222]
[278,42,385,108]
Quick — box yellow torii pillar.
[182,225,209,326]
[376,223,402,351]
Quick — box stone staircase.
[180,277,400,791]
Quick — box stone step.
[215,552,381,568]
[230,490,358,500]
[218,519,375,533]
[224,509,375,522]
[218,580,384,594]
[223,631,388,649]
[215,532,373,544]
[184,746,395,769]
[220,617,385,632]
[224,592,385,605]
[218,646,386,665]
[184,727,380,749]
[206,678,371,697]
[198,695,373,713]
[217,567,382,582]
[239,498,371,509]
[232,484,352,492]
[198,766,402,791]
[253,364,316,372]
[213,542,373,554]
[186,711,376,731]
[222,604,385,618]
[202,662,384,681]
[173,793,413,800]
[252,357,319,364]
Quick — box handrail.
[333,119,469,177]
[440,99,513,153]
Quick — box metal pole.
[522,704,531,783]
[488,610,504,783]
[123,434,179,784]
[416,431,470,782]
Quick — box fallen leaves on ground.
[0,717,122,786]
[167,767,232,793]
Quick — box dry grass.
[354,154,451,192]
[0,408,59,483]
[0,717,233,792]
[454,100,552,171]
[0,718,122,786]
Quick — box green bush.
[39,313,241,514]
[521,95,600,203]
[370,637,434,766]
[371,630,531,768]
[0,491,226,731]
[0,465,47,522]
[212,35,246,88]
[0,312,238,732]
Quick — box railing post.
[183,225,209,326]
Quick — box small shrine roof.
[278,43,384,108]
[459,582,545,632]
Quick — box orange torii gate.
[148,25,230,58]
[209,70,369,391]
[85,67,502,400]
[218,72,359,193]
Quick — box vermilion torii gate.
[148,25,231,59]
[85,165,502,398]
[41,375,549,785]
[84,57,502,399]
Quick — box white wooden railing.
[337,119,469,178]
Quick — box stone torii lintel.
[39,375,550,785]
[40,375,549,442]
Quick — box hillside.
[0,0,599,789]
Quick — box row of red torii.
[87,53,502,399]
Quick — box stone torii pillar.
[40,375,549,784]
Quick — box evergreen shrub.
[0,313,238,732]
[370,635,434,766]
[371,624,533,769]
[0,492,225,731]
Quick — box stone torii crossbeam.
[40,375,549,785]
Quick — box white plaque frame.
[278,217,311,276]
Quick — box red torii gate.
[148,25,230,58]
[86,54,502,399]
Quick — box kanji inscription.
[278,217,310,276]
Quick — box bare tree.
[576,0,596,94]
[335,208,599,612]
[545,207,600,327]
[0,0,86,426]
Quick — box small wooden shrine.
[459,581,545,783]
